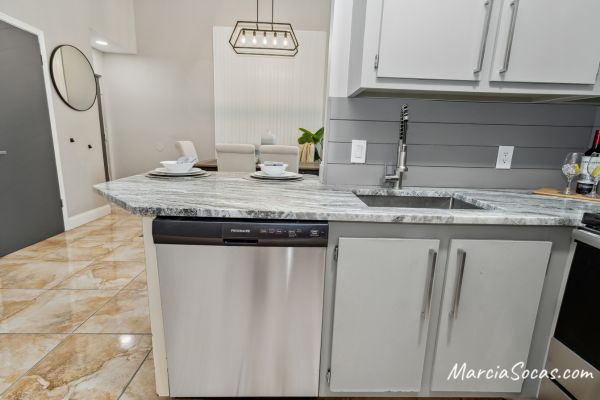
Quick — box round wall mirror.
[50,45,97,111]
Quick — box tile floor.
[0,211,158,399]
[0,210,502,400]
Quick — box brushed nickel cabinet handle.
[499,0,519,73]
[0,150,7,155]
[449,249,467,319]
[473,0,493,73]
[421,249,437,319]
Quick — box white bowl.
[259,163,288,176]
[160,160,195,173]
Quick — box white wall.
[101,0,331,179]
[0,0,108,218]
[213,26,327,146]
[90,0,137,53]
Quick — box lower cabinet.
[431,240,551,393]
[330,238,440,392]
[330,237,552,395]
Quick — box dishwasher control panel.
[153,217,328,247]
[223,221,328,245]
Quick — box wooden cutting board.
[533,188,600,202]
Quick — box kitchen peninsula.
[94,172,600,399]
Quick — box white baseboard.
[65,204,111,230]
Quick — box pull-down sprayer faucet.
[384,104,409,189]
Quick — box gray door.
[0,21,64,256]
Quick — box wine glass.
[586,152,600,198]
[561,153,582,195]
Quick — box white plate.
[146,172,211,179]
[149,167,206,176]
[250,171,303,180]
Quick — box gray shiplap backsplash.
[323,97,598,188]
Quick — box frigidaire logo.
[231,229,251,233]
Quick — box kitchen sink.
[356,195,484,210]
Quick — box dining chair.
[259,145,300,173]
[175,141,198,159]
[215,144,256,172]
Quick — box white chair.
[259,145,300,173]
[215,144,256,172]
[175,141,198,159]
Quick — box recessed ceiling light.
[95,40,108,46]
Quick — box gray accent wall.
[323,97,598,188]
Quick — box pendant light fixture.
[229,0,299,56]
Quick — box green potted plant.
[297,127,324,161]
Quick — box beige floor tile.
[0,334,65,394]
[110,205,133,215]
[55,261,145,290]
[100,243,145,262]
[25,239,69,252]
[0,245,56,262]
[113,215,142,229]
[81,230,142,243]
[123,272,147,290]
[0,261,90,289]
[42,242,116,262]
[0,289,45,320]
[0,334,151,400]
[44,225,100,244]
[0,290,116,333]
[81,215,121,228]
[130,235,145,246]
[120,352,169,400]
[77,290,150,334]
[79,226,143,243]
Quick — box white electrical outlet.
[350,140,367,163]
[495,146,514,169]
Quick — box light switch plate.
[495,146,514,169]
[351,140,367,163]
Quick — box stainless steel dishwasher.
[153,217,328,397]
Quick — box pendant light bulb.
[283,32,288,46]
[241,30,246,44]
[252,31,257,45]
[262,31,267,45]
[273,32,278,46]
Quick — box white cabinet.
[489,0,600,85]
[344,0,600,96]
[377,0,493,81]
[431,240,551,393]
[329,237,553,395]
[329,238,440,392]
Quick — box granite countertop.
[93,172,600,226]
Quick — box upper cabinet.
[490,0,600,85]
[376,0,492,81]
[345,0,600,97]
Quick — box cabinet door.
[431,240,551,393]
[330,238,440,392]
[490,0,600,84]
[376,0,494,81]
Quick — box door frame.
[0,12,69,228]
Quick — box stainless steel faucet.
[385,104,409,189]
